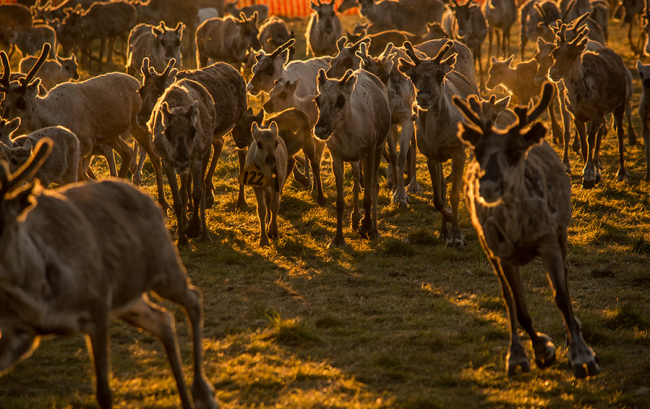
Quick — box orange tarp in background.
[236,0,359,17]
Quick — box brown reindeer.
[305,0,343,57]
[483,0,517,58]
[196,12,261,70]
[453,82,600,379]
[0,139,218,408]
[636,59,650,181]
[549,24,632,188]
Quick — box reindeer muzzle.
[314,124,332,141]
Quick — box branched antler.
[0,138,53,198]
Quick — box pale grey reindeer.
[443,0,488,88]
[247,38,332,97]
[305,0,343,57]
[549,24,632,188]
[225,0,269,22]
[245,122,289,247]
[148,79,217,246]
[397,41,478,247]
[196,12,261,70]
[262,79,328,206]
[315,69,391,247]
[636,60,650,181]
[0,44,170,212]
[19,53,79,91]
[454,82,600,379]
[126,21,185,77]
[483,0,517,58]
[0,120,79,188]
[136,57,247,209]
[0,139,219,409]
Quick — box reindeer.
[196,12,261,70]
[483,0,517,58]
[0,123,79,188]
[454,82,600,379]
[126,21,185,77]
[636,60,650,182]
[19,53,79,91]
[467,94,516,129]
[0,139,219,409]
[0,4,32,54]
[357,0,446,35]
[615,0,645,53]
[0,44,170,212]
[306,0,343,57]
[315,69,391,247]
[549,25,632,188]
[258,16,295,58]
[536,4,607,44]
[343,28,415,55]
[225,0,269,22]
[7,25,57,59]
[244,122,289,247]
[443,0,488,88]
[642,0,650,54]
[247,38,332,97]
[560,0,610,40]
[397,41,478,247]
[148,79,216,246]
[520,0,561,59]
[136,58,248,209]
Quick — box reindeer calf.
[244,122,288,246]
[126,21,185,77]
[0,139,218,409]
[0,123,79,187]
[8,25,57,58]
[19,54,79,90]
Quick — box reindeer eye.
[16,98,26,110]
[336,95,346,108]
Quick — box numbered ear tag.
[239,163,268,187]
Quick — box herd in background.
[5,0,650,406]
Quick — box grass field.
[1,12,650,409]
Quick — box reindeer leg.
[186,160,205,239]
[133,128,171,213]
[447,152,465,249]
[594,122,605,184]
[197,152,211,242]
[574,118,588,163]
[351,161,362,232]
[480,244,531,376]
[392,116,413,207]
[614,106,629,182]
[548,97,563,146]
[501,262,557,369]
[329,156,347,248]
[407,119,423,194]
[359,148,381,240]
[268,188,281,240]
[120,296,196,409]
[558,86,572,173]
[109,137,133,179]
[427,157,452,241]
[254,187,270,247]
[236,148,248,210]
[626,99,637,146]
[204,136,224,209]
[86,313,112,409]
[644,110,650,181]
[582,117,601,189]
[386,124,399,196]
[488,26,493,60]
[163,159,187,246]
[304,138,326,206]
[540,232,600,378]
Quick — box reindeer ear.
[251,122,261,140]
[341,70,357,94]
[269,121,279,135]
[520,122,546,151]
[490,56,497,65]
[289,77,301,91]
[494,96,510,113]
[536,37,546,50]
[441,53,457,74]
[187,102,199,124]
[397,57,415,76]
[638,60,644,76]
[505,55,514,66]
[317,68,328,87]
[7,118,21,134]
[336,36,347,52]
[311,1,319,11]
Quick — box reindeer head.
[0,44,50,133]
[158,101,200,175]
[357,42,396,84]
[311,0,338,34]
[136,58,178,128]
[57,53,79,81]
[337,0,360,13]
[486,55,514,91]
[548,24,589,82]
[449,0,481,40]
[263,77,301,113]
[0,118,21,147]
[326,37,369,78]
[358,0,375,18]
[637,60,650,90]
[532,1,561,42]
[0,137,52,374]
[251,122,280,168]
[314,69,357,140]
[152,21,184,67]
[424,22,449,41]
[237,12,261,50]
[247,38,295,95]
[398,41,457,110]
[533,37,555,86]
[231,107,263,149]
[468,94,512,125]
[453,83,553,204]
[0,139,35,174]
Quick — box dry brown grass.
[1,13,650,409]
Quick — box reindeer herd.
[2,0,650,406]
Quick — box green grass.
[1,13,650,409]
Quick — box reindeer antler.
[161,58,176,77]
[18,43,50,94]
[403,41,420,64]
[433,40,454,63]
[452,94,492,133]
[568,12,591,31]
[561,0,576,21]
[535,2,552,24]
[0,138,53,198]
[270,38,295,57]
[142,57,154,78]
[0,51,11,91]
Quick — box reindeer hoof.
[616,169,630,182]
[569,341,600,378]
[407,182,423,195]
[328,236,346,248]
[317,195,327,207]
[628,132,637,146]
[533,334,556,369]
[205,194,215,209]
[186,223,202,239]
[582,179,596,189]
[506,356,531,377]
[391,190,410,207]
[351,211,362,230]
